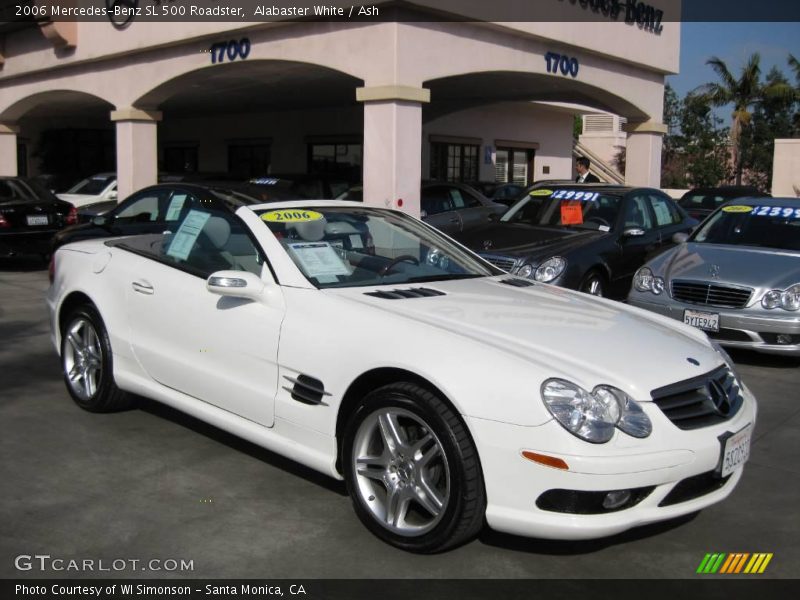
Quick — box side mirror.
[207,270,265,301]
[488,213,500,222]
[623,227,646,238]
[92,216,109,227]
[672,232,689,244]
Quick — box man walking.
[575,157,600,183]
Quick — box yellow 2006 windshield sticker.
[262,209,323,223]
[530,188,553,197]
[722,205,753,213]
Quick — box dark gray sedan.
[628,197,800,356]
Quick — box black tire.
[342,382,486,553]
[60,305,133,412]
[579,270,606,297]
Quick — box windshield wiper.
[406,273,485,283]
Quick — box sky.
[668,22,800,106]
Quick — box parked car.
[455,184,697,298]
[0,176,77,260]
[56,172,118,208]
[678,186,769,221]
[51,182,303,251]
[49,200,755,552]
[628,198,800,356]
[254,173,354,199]
[467,182,527,206]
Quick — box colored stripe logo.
[696,553,773,574]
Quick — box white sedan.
[56,173,117,208]
[47,199,756,552]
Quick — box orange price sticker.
[560,203,583,225]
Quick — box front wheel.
[61,305,133,412]
[580,270,606,297]
[343,382,485,553]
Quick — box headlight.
[762,284,800,311]
[633,267,664,294]
[534,257,566,283]
[541,379,652,443]
[517,264,533,278]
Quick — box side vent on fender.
[364,288,446,300]
[283,374,331,406]
[499,278,535,288]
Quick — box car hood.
[56,193,105,207]
[329,276,722,398]
[457,223,605,261]
[662,243,800,290]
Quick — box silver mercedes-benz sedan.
[628,197,800,356]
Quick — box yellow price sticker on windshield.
[722,205,753,213]
[530,189,553,197]
[262,209,324,223]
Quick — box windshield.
[256,206,501,288]
[692,204,800,251]
[67,176,115,195]
[501,189,621,231]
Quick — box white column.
[111,108,162,201]
[358,85,429,217]
[0,124,19,177]
[623,121,667,187]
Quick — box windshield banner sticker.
[550,190,599,201]
[166,210,211,261]
[287,242,351,277]
[750,206,800,219]
[530,188,553,196]
[262,209,324,223]
[722,205,753,213]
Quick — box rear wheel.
[343,382,485,553]
[61,305,133,412]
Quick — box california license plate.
[719,424,751,478]
[683,309,719,332]
[26,215,49,226]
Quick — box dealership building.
[0,1,678,213]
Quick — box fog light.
[602,490,632,510]
[777,334,793,345]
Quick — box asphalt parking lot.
[1,260,798,580]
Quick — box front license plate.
[719,425,752,478]
[683,309,719,332]
[26,215,49,226]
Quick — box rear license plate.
[718,424,751,478]
[683,309,719,332]
[26,215,49,226]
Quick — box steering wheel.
[378,255,420,276]
[586,217,610,228]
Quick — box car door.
[421,185,461,234]
[615,192,661,287]
[649,192,692,253]
[121,204,282,427]
[450,186,495,232]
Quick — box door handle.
[131,281,154,295]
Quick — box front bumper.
[467,386,756,540]
[629,296,800,356]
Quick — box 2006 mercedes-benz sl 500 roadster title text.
[47,199,756,552]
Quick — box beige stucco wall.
[771,139,800,197]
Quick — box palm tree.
[695,53,794,185]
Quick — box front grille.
[671,280,752,309]
[707,328,752,342]
[480,254,517,272]
[650,365,743,430]
[364,287,446,300]
[659,471,732,507]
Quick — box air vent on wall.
[364,288,446,299]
